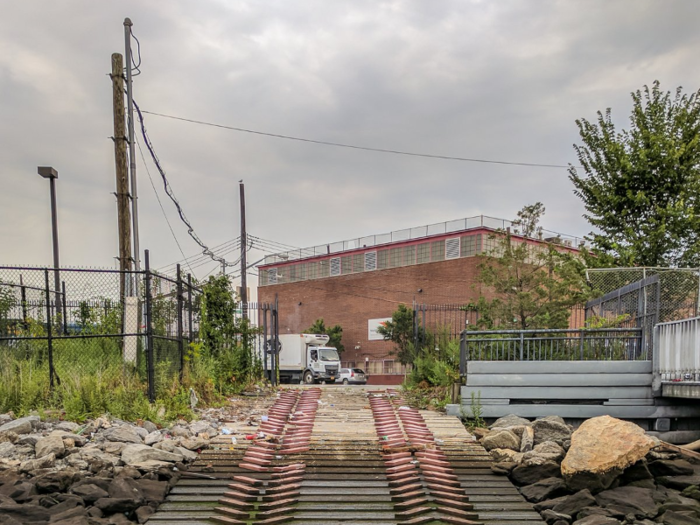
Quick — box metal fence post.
[61,281,67,335]
[187,274,193,344]
[262,304,268,380]
[579,330,585,360]
[20,276,28,329]
[44,269,55,389]
[144,251,155,402]
[459,330,467,378]
[519,332,524,361]
[176,264,184,379]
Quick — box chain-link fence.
[587,268,700,322]
[0,256,201,402]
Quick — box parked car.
[336,368,367,385]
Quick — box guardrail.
[654,316,700,382]
[459,328,644,376]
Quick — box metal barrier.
[654,316,700,382]
[459,328,644,376]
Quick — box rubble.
[0,393,275,524]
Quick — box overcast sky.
[2,1,699,286]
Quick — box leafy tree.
[569,81,700,267]
[477,203,590,330]
[377,304,433,365]
[305,318,344,354]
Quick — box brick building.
[257,215,582,378]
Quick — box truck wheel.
[342,379,349,385]
[303,371,315,384]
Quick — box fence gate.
[413,303,479,353]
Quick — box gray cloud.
[1,0,699,283]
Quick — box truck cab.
[305,343,341,384]
[272,333,341,384]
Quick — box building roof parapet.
[260,214,585,268]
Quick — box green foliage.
[377,304,432,365]
[460,391,486,430]
[199,275,262,388]
[570,81,700,267]
[405,329,460,388]
[305,318,344,354]
[477,203,590,330]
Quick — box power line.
[141,110,573,169]
[133,99,236,268]
[157,237,241,272]
[137,138,196,278]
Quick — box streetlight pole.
[38,166,61,320]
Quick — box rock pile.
[477,414,700,525]
[0,413,221,525]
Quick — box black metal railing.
[459,327,644,376]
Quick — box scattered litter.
[261,415,269,422]
[221,428,232,435]
[231,437,237,444]
[398,406,410,410]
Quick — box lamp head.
[38,166,58,179]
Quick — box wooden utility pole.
[111,53,132,299]
[239,181,248,319]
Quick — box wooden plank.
[467,360,652,374]
[461,386,652,400]
[467,373,652,387]
[478,403,700,419]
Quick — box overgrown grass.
[0,337,263,423]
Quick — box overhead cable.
[141,110,573,169]
[133,99,236,268]
[137,138,196,278]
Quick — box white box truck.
[270,333,341,384]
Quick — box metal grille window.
[288,264,298,282]
[416,243,431,264]
[330,257,341,277]
[267,268,278,284]
[365,251,377,271]
[403,245,416,265]
[461,235,477,257]
[306,262,317,280]
[341,256,353,274]
[377,249,389,269]
[431,240,445,261]
[353,253,364,273]
[317,259,330,278]
[389,247,402,268]
[445,238,460,259]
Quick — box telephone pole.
[239,181,248,319]
[111,53,132,299]
[124,18,141,276]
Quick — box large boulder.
[511,460,562,486]
[490,414,532,429]
[545,489,598,517]
[572,516,621,525]
[520,477,569,503]
[103,427,143,444]
[594,486,658,518]
[35,435,66,459]
[0,417,39,436]
[482,429,520,452]
[561,416,655,493]
[121,444,183,465]
[522,441,566,466]
[533,416,572,446]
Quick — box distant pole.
[111,52,132,299]
[38,166,61,321]
[239,181,248,319]
[124,18,141,276]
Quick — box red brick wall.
[257,257,486,365]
